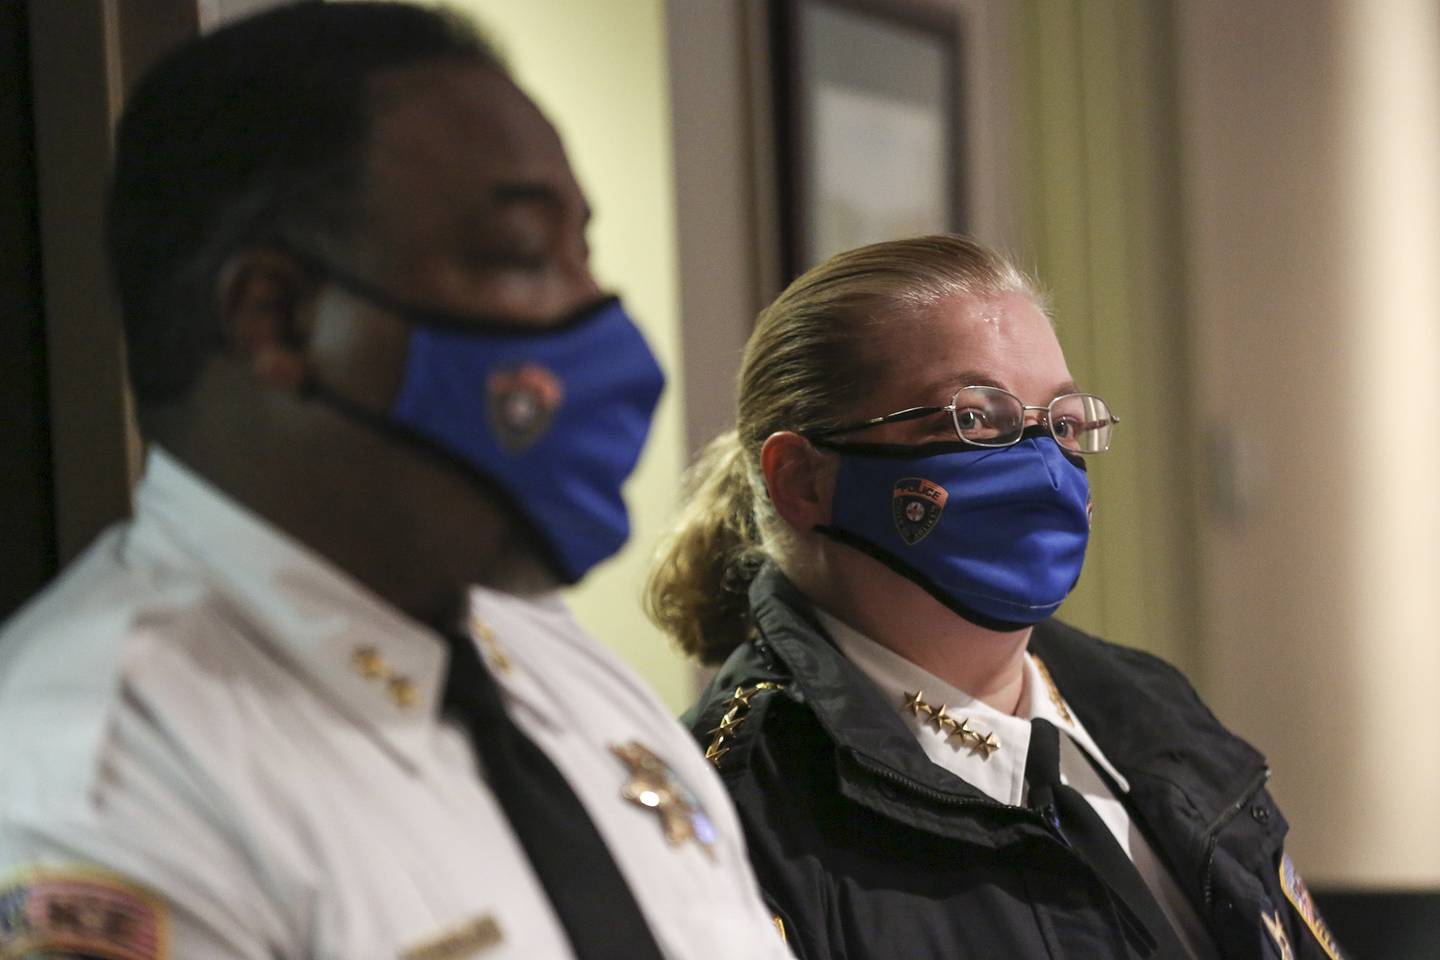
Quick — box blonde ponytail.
[645,430,765,664]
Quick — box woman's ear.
[760,431,836,531]
[215,248,318,391]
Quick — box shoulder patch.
[0,868,168,959]
[1278,852,1344,960]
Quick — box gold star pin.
[901,691,1001,759]
[704,682,784,769]
[1032,655,1073,725]
[706,713,746,737]
[352,645,388,680]
[612,742,717,858]
[470,617,511,675]
[388,676,419,709]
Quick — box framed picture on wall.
[773,0,964,277]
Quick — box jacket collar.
[744,564,1044,846]
[1025,622,1273,846]
[744,564,1271,847]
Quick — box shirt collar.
[1022,649,1131,793]
[462,582,581,733]
[816,609,1129,805]
[130,447,448,768]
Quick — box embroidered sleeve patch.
[1278,852,1345,960]
[0,868,168,960]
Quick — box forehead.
[355,63,581,253]
[865,291,1072,404]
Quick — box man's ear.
[760,431,836,532]
[215,248,318,391]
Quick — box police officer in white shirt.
[0,5,793,959]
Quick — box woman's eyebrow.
[929,370,1006,394]
[923,373,1084,398]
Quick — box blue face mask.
[814,431,1091,631]
[304,266,665,584]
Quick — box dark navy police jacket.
[685,565,1344,960]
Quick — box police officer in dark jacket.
[647,235,1345,959]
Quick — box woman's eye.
[955,409,988,431]
[1052,416,1077,438]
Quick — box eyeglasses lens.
[951,386,1024,446]
[1050,394,1114,453]
[950,387,1114,453]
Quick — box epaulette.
[701,681,787,769]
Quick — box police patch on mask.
[892,478,948,545]
[487,363,565,453]
[0,868,168,959]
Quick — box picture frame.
[772,0,965,278]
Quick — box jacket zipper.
[1199,766,1270,908]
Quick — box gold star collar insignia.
[902,690,1001,758]
[1032,655,1073,724]
[611,741,717,859]
[703,681,785,769]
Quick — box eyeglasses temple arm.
[805,404,946,439]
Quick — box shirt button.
[1250,804,1271,824]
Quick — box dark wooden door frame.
[24,0,198,569]
[1,0,55,619]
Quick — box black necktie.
[1026,718,1189,960]
[441,633,666,960]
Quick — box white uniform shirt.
[0,450,792,960]
[819,610,1221,960]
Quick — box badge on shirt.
[1278,852,1345,960]
[611,741,717,858]
[0,868,168,959]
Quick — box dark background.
[0,0,57,621]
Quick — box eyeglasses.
[806,385,1118,454]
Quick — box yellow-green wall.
[436,0,693,711]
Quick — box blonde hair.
[645,234,1042,664]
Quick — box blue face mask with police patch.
[303,265,665,585]
[814,431,1091,631]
